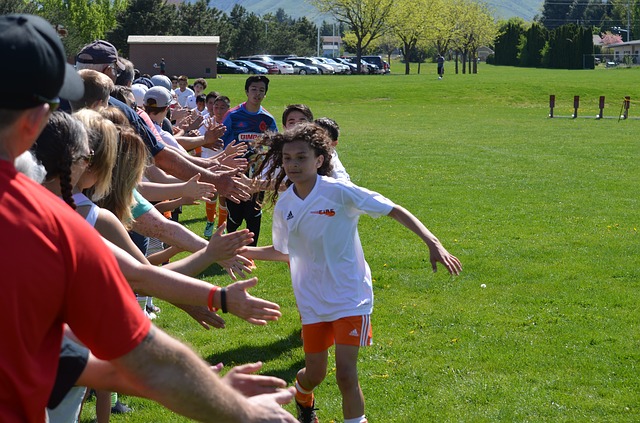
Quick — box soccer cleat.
[203,221,215,239]
[296,400,319,423]
[111,400,133,414]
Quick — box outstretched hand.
[220,362,288,397]
[206,223,253,263]
[428,243,462,275]
[210,168,252,203]
[246,387,298,423]
[176,303,226,329]
[226,277,281,325]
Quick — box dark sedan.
[217,58,247,74]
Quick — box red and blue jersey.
[221,102,278,148]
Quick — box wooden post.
[622,96,630,119]
[572,95,579,118]
[597,96,605,119]
[549,95,555,118]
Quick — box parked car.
[217,57,248,74]
[233,59,268,74]
[362,55,390,74]
[288,57,335,74]
[314,57,350,74]
[248,59,279,74]
[283,59,319,75]
[343,57,378,74]
[334,57,358,74]
[272,60,295,74]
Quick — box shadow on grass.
[204,329,305,382]
[196,262,230,278]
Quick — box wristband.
[207,286,219,312]
[220,287,228,314]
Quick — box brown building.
[127,35,220,78]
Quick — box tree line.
[4,0,632,74]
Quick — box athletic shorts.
[302,315,372,354]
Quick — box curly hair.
[31,111,88,210]
[255,122,333,206]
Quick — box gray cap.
[143,86,174,108]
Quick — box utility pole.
[627,0,631,42]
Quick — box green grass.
[86,64,640,422]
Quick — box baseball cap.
[76,40,125,71]
[132,76,154,89]
[150,74,172,91]
[143,87,175,108]
[0,14,84,108]
[130,84,148,107]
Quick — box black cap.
[0,14,84,108]
[76,40,125,70]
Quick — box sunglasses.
[34,95,60,112]
[74,149,94,166]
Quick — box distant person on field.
[437,53,445,79]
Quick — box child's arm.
[243,245,290,263]
[387,205,462,275]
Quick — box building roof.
[127,35,220,44]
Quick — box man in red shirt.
[0,14,296,423]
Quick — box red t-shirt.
[0,160,151,422]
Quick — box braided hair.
[31,111,88,210]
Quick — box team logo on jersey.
[349,329,359,337]
[259,121,268,132]
[310,209,336,217]
[286,211,294,220]
[238,133,261,142]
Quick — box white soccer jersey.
[273,175,395,324]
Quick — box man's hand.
[176,303,226,329]
[225,277,281,325]
[209,168,252,203]
[221,362,287,397]
[206,224,253,263]
[246,388,298,423]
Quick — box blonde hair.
[96,122,148,228]
[70,69,114,111]
[73,109,118,201]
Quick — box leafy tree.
[519,23,548,67]
[107,0,178,56]
[449,0,496,74]
[0,0,38,15]
[494,18,525,66]
[312,0,394,72]
[225,5,263,57]
[388,0,438,74]
[539,0,573,30]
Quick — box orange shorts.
[302,315,372,354]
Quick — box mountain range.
[203,0,545,23]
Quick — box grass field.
[84,63,640,422]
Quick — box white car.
[289,57,335,75]
[272,60,295,74]
[314,57,350,74]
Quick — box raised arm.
[387,205,462,275]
